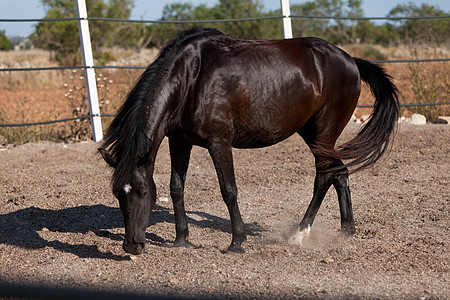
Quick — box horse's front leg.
[169,136,194,248]
[208,142,246,253]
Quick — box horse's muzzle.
[123,231,146,255]
[123,239,145,255]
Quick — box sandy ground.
[0,122,448,299]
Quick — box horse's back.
[179,34,361,149]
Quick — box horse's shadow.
[0,204,265,260]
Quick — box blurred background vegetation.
[0,0,449,144]
[27,0,450,65]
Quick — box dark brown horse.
[99,28,399,255]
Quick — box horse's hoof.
[173,239,196,249]
[123,241,146,255]
[288,225,311,245]
[340,225,356,235]
[226,244,245,254]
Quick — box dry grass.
[340,44,449,119]
[0,45,449,144]
[0,49,63,90]
[0,48,157,144]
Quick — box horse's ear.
[98,148,117,168]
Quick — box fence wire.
[0,114,116,128]
[1,13,449,129]
[2,102,449,128]
[1,58,449,73]
[1,13,449,24]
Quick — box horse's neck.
[142,93,176,161]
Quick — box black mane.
[101,28,223,191]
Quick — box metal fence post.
[76,0,103,142]
[280,0,293,39]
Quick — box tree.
[121,2,217,50]
[387,3,450,45]
[290,0,369,44]
[32,0,134,65]
[0,30,11,51]
[144,0,280,48]
[213,0,267,39]
[158,3,202,45]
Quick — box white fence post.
[76,0,103,142]
[280,0,293,39]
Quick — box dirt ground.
[0,122,448,299]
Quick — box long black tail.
[320,57,400,173]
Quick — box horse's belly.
[232,136,279,149]
[231,127,296,149]
[230,105,310,149]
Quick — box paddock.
[0,122,448,299]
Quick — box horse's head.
[98,147,155,255]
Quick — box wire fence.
[1,13,449,23]
[1,12,449,129]
[1,56,450,74]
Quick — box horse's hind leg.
[288,156,334,244]
[292,117,356,244]
[333,164,355,234]
[307,158,355,234]
[291,155,355,245]
[169,136,195,248]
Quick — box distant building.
[13,38,34,50]
[9,36,35,50]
